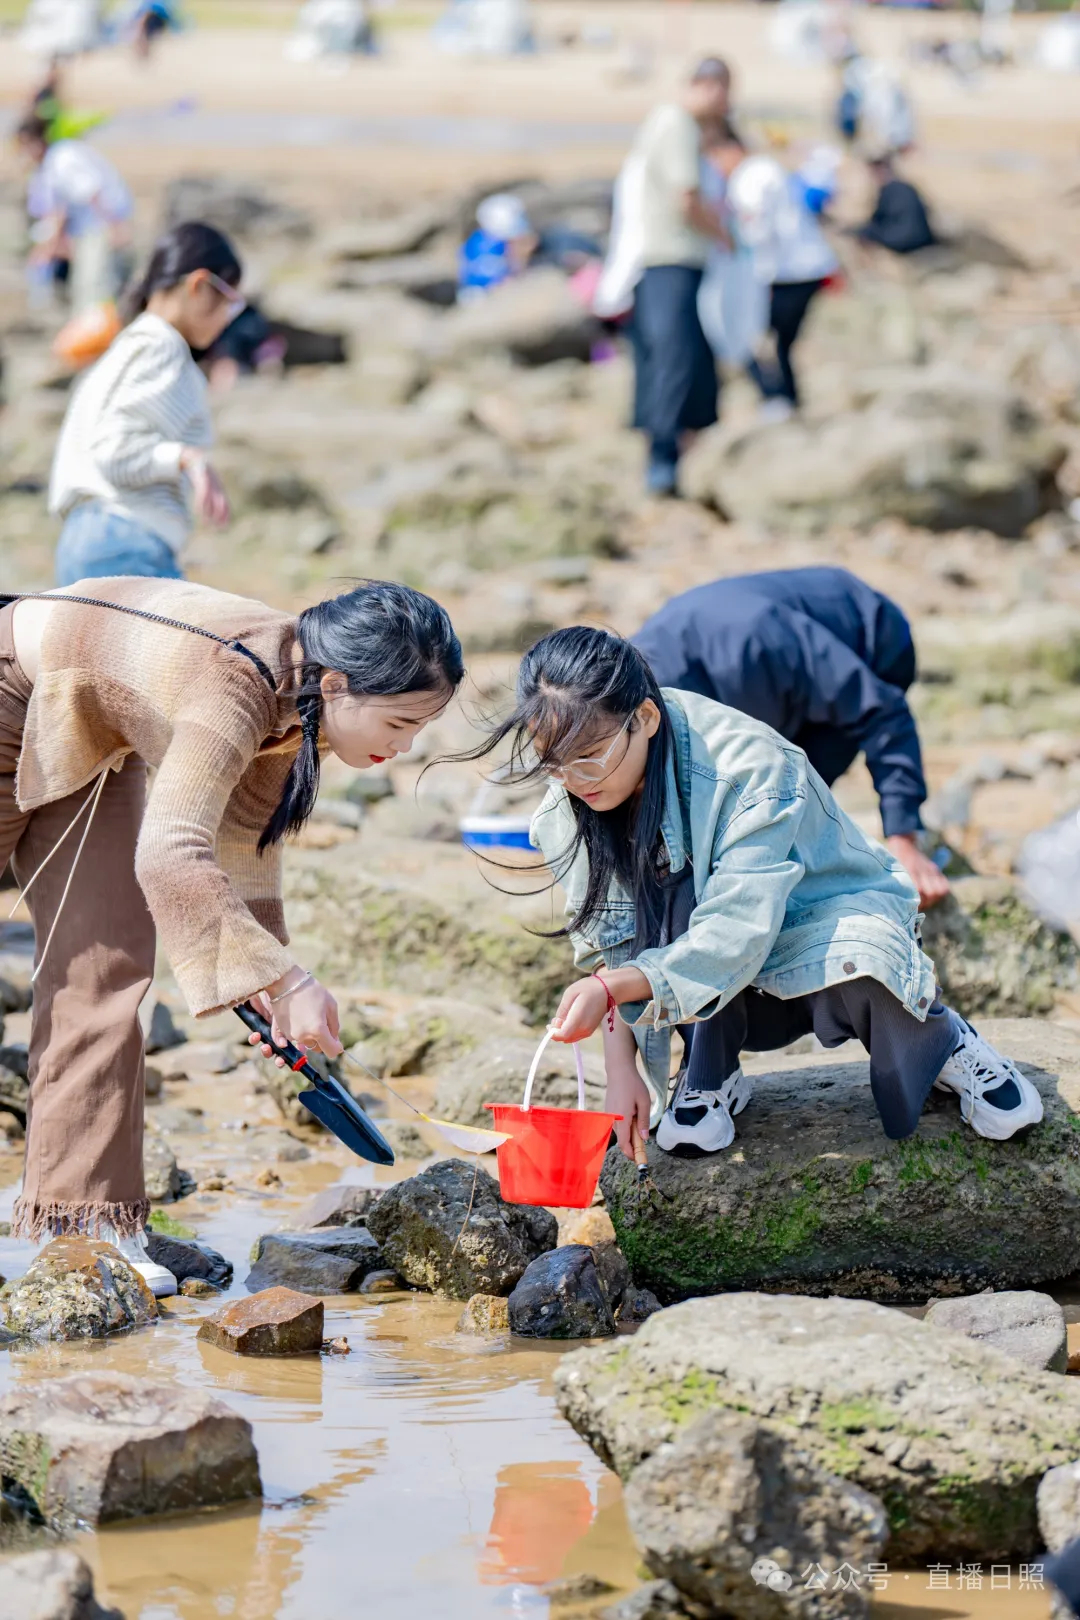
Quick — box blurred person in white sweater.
[50,223,244,586]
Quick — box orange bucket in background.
[485,1031,621,1208]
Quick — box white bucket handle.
[523,1028,586,1111]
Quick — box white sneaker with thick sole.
[934,1022,1043,1141]
[655,1066,754,1157]
[97,1223,177,1298]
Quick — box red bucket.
[485,1032,621,1208]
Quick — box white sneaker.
[655,1067,754,1157]
[934,1023,1044,1141]
[98,1223,177,1298]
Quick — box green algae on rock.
[921,878,1078,1019]
[602,1028,1080,1304]
[2,1239,157,1341]
[554,1293,1080,1563]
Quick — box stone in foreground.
[145,1233,232,1290]
[555,1292,1080,1562]
[625,1410,887,1619]
[359,1268,404,1294]
[0,1548,124,1620]
[0,1371,260,1529]
[2,1238,156,1340]
[366,1159,557,1299]
[509,1246,616,1339]
[601,1582,686,1620]
[925,1289,1068,1372]
[198,1287,323,1355]
[457,1293,510,1334]
[602,1020,1080,1302]
[1039,1460,1080,1555]
[245,1227,383,1293]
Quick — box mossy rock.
[284,846,573,1023]
[603,1018,1080,1305]
[921,877,1078,1019]
[554,1292,1080,1563]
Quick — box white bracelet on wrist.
[268,970,314,1006]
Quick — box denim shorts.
[55,502,183,587]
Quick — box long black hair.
[466,626,674,945]
[123,221,242,322]
[260,581,464,851]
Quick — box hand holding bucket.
[485,1029,622,1208]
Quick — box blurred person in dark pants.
[855,150,936,256]
[633,566,950,908]
[628,59,732,496]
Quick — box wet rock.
[323,1336,350,1355]
[0,1549,124,1620]
[593,1243,631,1314]
[683,366,1064,537]
[542,1573,616,1605]
[291,1183,380,1229]
[601,1581,687,1620]
[434,1035,605,1130]
[144,1064,163,1099]
[245,1228,382,1294]
[144,1000,186,1055]
[145,1234,232,1290]
[2,1238,156,1341]
[0,1050,27,1127]
[378,1119,430,1160]
[508,1247,616,1339]
[457,1293,510,1334]
[197,1286,324,1355]
[0,1371,260,1528]
[921,878,1078,1020]
[601,1019,1080,1303]
[144,1137,189,1203]
[624,1409,887,1619]
[555,1292,1080,1562]
[1039,1460,1080,1553]
[366,1158,557,1300]
[179,1277,222,1299]
[617,1287,663,1328]
[359,1269,405,1294]
[925,1289,1068,1372]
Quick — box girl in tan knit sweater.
[0,577,463,1295]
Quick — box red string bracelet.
[592,971,617,1032]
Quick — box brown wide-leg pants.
[0,604,155,1241]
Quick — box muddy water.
[0,1047,1059,1620]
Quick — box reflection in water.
[479,1463,595,1586]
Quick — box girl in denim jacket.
[484,627,1040,1159]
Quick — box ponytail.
[259,581,464,851]
[123,220,242,323]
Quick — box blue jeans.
[56,503,183,587]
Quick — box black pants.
[655,868,959,1141]
[631,265,719,466]
[746,278,824,407]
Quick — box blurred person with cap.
[622,58,732,496]
[633,565,949,908]
[458,192,538,301]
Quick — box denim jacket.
[529,689,937,1107]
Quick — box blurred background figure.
[26,57,106,144]
[285,0,376,63]
[705,124,838,419]
[49,222,242,585]
[19,0,103,58]
[458,193,539,301]
[854,149,937,257]
[633,567,950,908]
[433,0,534,57]
[16,112,133,325]
[835,50,916,155]
[126,0,183,63]
[622,57,732,497]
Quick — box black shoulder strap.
[0,592,279,694]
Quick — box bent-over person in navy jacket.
[633,565,949,908]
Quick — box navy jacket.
[632,567,926,838]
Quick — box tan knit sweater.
[16,579,305,1018]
